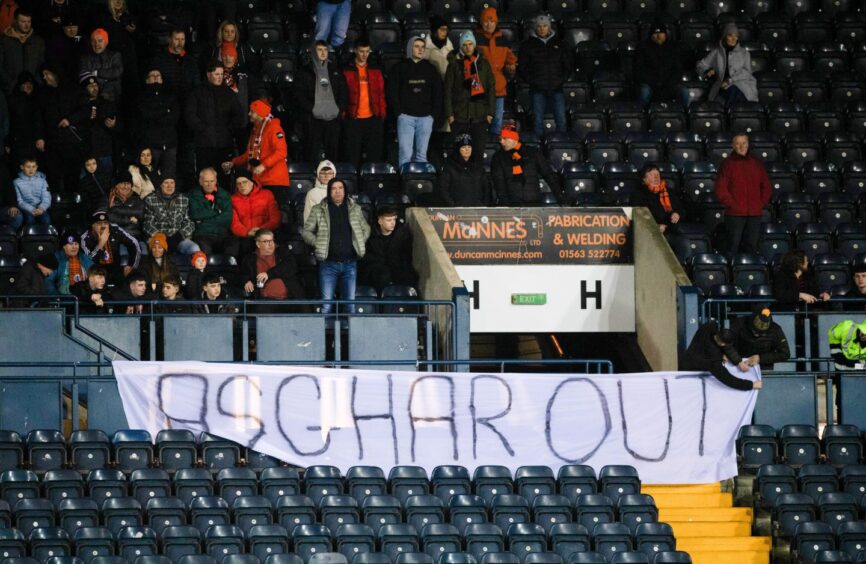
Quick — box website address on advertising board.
[449,250,544,260]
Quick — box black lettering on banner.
[675,374,709,456]
[216,375,266,450]
[546,378,611,463]
[581,280,603,310]
[351,374,399,464]
[408,375,457,462]
[157,373,210,432]
[275,374,333,456]
[470,375,515,458]
[618,379,672,462]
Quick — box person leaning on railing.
[679,320,763,391]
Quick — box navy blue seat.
[431,466,471,504]
[515,467,555,504]
[574,494,615,532]
[388,466,429,503]
[837,521,866,559]
[773,493,816,537]
[116,526,157,561]
[261,468,302,504]
[72,527,113,563]
[15,498,56,535]
[233,495,274,534]
[779,424,821,467]
[404,495,445,530]
[130,469,171,507]
[59,498,99,534]
[0,431,24,471]
[361,495,401,534]
[346,467,387,503]
[44,470,85,507]
[27,430,67,472]
[565,553,606,564]
[161,525,203,562]
[68,431,111,472]
[420,523,461,559]
[86,470,126,507]
[490,495,530,530]
[634,522,676,556]
[145,496,187,535]
[556,466,597,503]
[199,433,241,472]
[379,524,419,560]
[817,492,858,531]
[737,425,778,471]
[792,521,835,562]
[156,430,197,471]
[174,469,214,507]
[754,464,797,508]
[464,523,504,561]
[531,495,572,533]
[839,465,866,498]
[549,523,590,560]
[218,467,258,506]
[473,467,513,506]
[616,494,657,534]
[449,495,488,534]
[249,524,290,561]
[822,425,862,467]
[112,430,153,473]
[335,523,376,561]
[591,522,633,559]
[204,524,245,560]
[189,496,230,534]
[320,495,360,532]
[799,464,839,502]
[506,523,547,560]
[30,527,72,562]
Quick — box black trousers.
[725,215,762,256]
[343,117,384,168]
[306,118,341,162]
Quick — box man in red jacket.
[224,99,290,210]
[342,38,386,169]
[230,170,282,257]
[714,133,771,255]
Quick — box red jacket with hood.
[231,116,290,187]
[714,153,772,216]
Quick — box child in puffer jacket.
[14,157,52,225]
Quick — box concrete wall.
[632,208,692,371]
[407,208,464,301]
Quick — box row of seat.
[739,425,865,471]
[754,464,866,508]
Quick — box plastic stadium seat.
[190,496,230,535]
[145,496,187,535]
[465,523,504,561]
[574,494,615,532]
[624,133,663,169]
[217,468,258,507]
[792,521,834,562]
[545,133,584,172]
[473,467,513,506]
[102,497,143,535]
[679,13,714,45]
[566,553,606,564]
[450,495,489,534]
[837,521,866,558]
[20,224,58,260]
[555,466,597,504]
[798,464,839,501]
[336,523,375,560]
[117,526,157,560]
[44,470,85,507]
[728,102,766,134]
[648,104,686,135]
[839,466,866,499]
[681,162,716,202]
[404,495,445,530]
[420,523,461,558]
[29,528,72,562]
[352,554,391,564]
[320,495,360,532]
[786,132,823,170]
[130,469,171,507]
[199,433,241,472]
[174,469,214,507]
[563,80,591,109]
[824,134,862,172]
[609,553,649,563]
[790,72,828,105]
[651,551,692,563]
[688,101,725,136]
[400,163,438,205]
[737,425,778,471]
[729,254,769,294]
[275,495,316,530]
[690,254,730,295]
[634,522,675,556]
[112,430,154,473]
[480,553,519,564]
[424,467,469,505]
[0,226,18,260]
[592,522,633,558]
[233,495,274,534]
[523,554,563,564]
[156,430,197,471]
[68,430,111,472]
[773,492,816,537]
[204,524,245,560]
[562,164,600,204]
[161,526,202,562]
[304,466,345,504]
[812,550,853,563]
[249,524,290,561]
[72,526,113,562]
[817,193,855,232]
[616,494,658,534]
[515,467,556,504]
[91,558,128,564]
[440,553,478,564]
[531,495,572,534]
[1,469,39,506]
[834,224,866,262]
[224,555,261,564]
[607,102,647,135]
[394,553,432,564]
[754,464,797,508]
[817,492,858,531]
[585,133,625,169]
[812,253,850,293]
[0,498,8,528]
[366,14,401,48]
[569,106,606,138]
[361,496,401,534]
[487,496,529,531]
[665,133,704,171]
[27,429,67,472]
[177,556,215,564]
[506,522,547,558]
[389,466,429,503]
[779,194,815,233]
[261,468,301,504]
[44,518,84,553]
[86,469,126,508]
[378,524,419,560]
[822,425,862,467]
[549,523,590,560]
[768,102,805,135]
[600,162,639,205]
[780,424,821,467]
[0,528,26,558]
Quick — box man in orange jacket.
[223,99,290,209]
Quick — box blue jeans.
[0,208,23,231]
[21,210,51,225]
[531,91,567,138]
[637,83,691,109]
[397,114,434,168]
[315,0,351,48]
[319,260,357,315]
[489,97,506,135]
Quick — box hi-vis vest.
[828,319,866,361]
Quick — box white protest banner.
[113,361,759,484]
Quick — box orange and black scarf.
[510,142,523,176]
[462,54,485,99]
[647,180,672,213]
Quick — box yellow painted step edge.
[686,550,770,564]
[678,536,772,551]
[644,484,722,494]
[659,507,753,523]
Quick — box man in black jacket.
[517,14,572,138]
[295,40,347,162]
[36,64,87,193]
[490,126,562,205]
[138,67,180,178]
[388,36,443,168]
[361,207,418,293]
[679,320,763,391]
[633,20,687,108]
[241,229,306,312]
[14,253,57,297]
[730,307,790,371]
[150,29,199,102]
[186,59,245,176]
[80,210,142,286]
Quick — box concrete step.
[648,491,733,508]
[686,550,770,564]
[677,536,772,552]
[668,520,752,537]
[644,483,722,495]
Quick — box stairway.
[644,483,771,564]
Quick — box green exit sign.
[511,293,547,305]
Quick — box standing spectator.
[633,20,686,108]
[361,207,418,293]
[45,13,83,87]
[302,178,370,315]
[219,43,251,112]
[224,99,290,210]
[140,232,180,293]
[438,134,489,206]
[444,31,495,161]
[342,38,386,168]
[81,209,141,285]
[629,163,686,234]
[151,29,199,100]
[6,71,40,165]
[77,73,118,174]
[303,159,335,224]
[0,169,22,231]
[518,14,571,139]
[46,230,93,295]
[137,67,179,178]
[424,16,452,78]
[105,171,144,242]
[679,320,761,390]
[78,157,111,213]
[0,9,45,94]
[208,20,258,74]
[37,64,85,194]
[71,265,108,313]
[14,156,51,225]
[14,252,56,296]
[0,0,17,35]
[129,147,159,199]
[143,176,200,255]
[715,133,771,255]
[92,0,139,103]
[189,167,237,257]
[295,40,346,162]
[491,126,562,205]
[476,7,516,135]
[772,250,829,307]
[35,0,75,39]
[230,170,281,256]
[389,36,443,167]
[241,228,306,301]
[314,0,351,50]
[696,24,758,106]
[185,59,245,174]
[79,28,123,102]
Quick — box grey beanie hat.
[534,14,552,27]
[722,23,739,37]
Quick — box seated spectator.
[629,163,685,234]
[729,307,790,371]
[141,232,180,293]
[46,229,93,295]
[208,20,258,74]
[197,271,238,314]
[390,36,442,167]
[7,71,40,166]
[105,170,144,242]
[679,320,761,390]
[14,252,57,296]
[156,274,191,313]
[138,67,179,178]
[829,319,866,370]
[109,269,153,314]
[79,28,123,102]
[633,20,686,108]
[444,31,495,160]
[189,167,237,257]
[71,265,108,313]
[852,264,866,297]
[772,250,829,307]
[81,209,141,285]
[695,24,758,106]
[241,228,306,302]
[518,14,571,138]
[14,156,51,225]
[342,38,386,168]
[78,73,119,174]
[491,126,562,205]
[303,160,335,224]
[79,156,112,213]
[143,176,200,255]
[0,168,22,231]
[438,133,489,206]
[230,170,281,256]
[129,147,159,199]
[295,40,346,162]
[151,29,199,101]
[184,251,208,299]
[475,8,516,136]
[361,207,418,293]
[0,9,45,95]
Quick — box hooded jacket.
[476,25,517,98]
[185,81,245,148]
[439,148,490,206]
[188,186,233,239]
[517,29,572,94]
[695,24,758,102]
[7,71,40,151]
[302,192,370,261]
[143,190,194,239]
[14,170,51,213]
[137,82,180,151]
[303,160,334,224]
[294,56,348,121]
[388,37,443,122]
[714,152,771,217]
[444,49,496,121]
[230,183,281,238]
[231,115,290,187]
[829,320,866,368]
